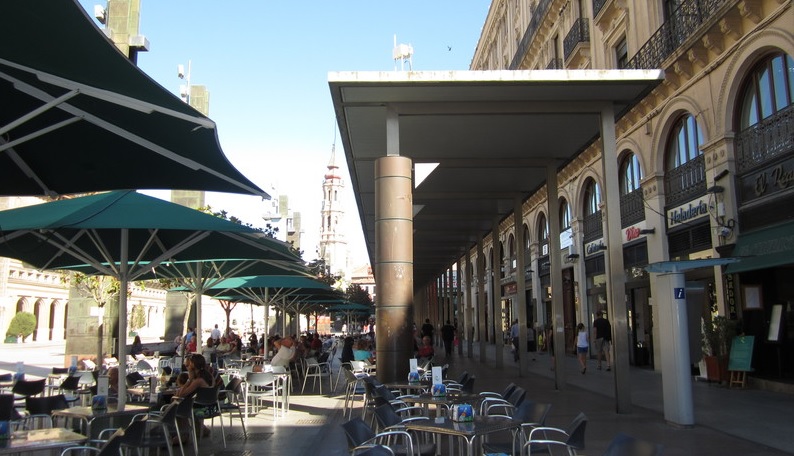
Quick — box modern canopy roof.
[0,0,266,198]
[329,69,664,289]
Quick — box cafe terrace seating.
[524,411,588,455]
[195,383,226,448]
[342,416,419,456]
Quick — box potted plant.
[701,315,735,383]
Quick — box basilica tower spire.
[319,145,348,278]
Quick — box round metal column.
[374,156,414,383]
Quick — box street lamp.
[177,60,191,104]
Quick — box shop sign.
[585,239,606,256]
[504,282,517,295]
[624,223,650,243]
[740,155,794,204]
[666,196,710,229]
[724,273,737,320]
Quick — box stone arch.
[719,29,794,135]
[651,95,708,172]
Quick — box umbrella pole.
[117,229,129,410]
[195,263,203,352]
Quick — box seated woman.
[130,335,151,357]
[353,339,374,364]
[172,354,214,438]
[417,336,434,361]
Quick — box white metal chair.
[244,371,281,423]
[301,357,332,394]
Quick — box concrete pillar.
[456,260,464,355]
[548,165,566,389]
[515,199,527,375]
[492,220,504,368]
[374,155,414,384]
[464,257,473,358]
[477,238,487,363]
[600,105,632,413]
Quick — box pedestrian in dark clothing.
[593,310,613,371]
[441,320,456,356]
[340,336,355,365]
[421,319,435,344]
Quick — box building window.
[584,179,601,216]
[560,199,571,231]
[620,153,643,195]
[538,214,549,241]
[666,114,702,169]
[615,37,628,69]
[739,53,794,129]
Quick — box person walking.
[526,324,536,361]
[593,310,613,371]
[510,319,520,362]
[576,323,589,374]
[441,320,456,357]
[210,324,221,343]
[421,318,435,344]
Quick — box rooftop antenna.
[392,35,413,71]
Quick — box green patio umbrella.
[198,275,335,337]
[0,0,265,197]
[0,190,303,407]
[328,302,374,333]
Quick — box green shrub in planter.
[6,311,36,342]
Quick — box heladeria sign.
[666,196,711,229]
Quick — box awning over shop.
[725,220,794,274]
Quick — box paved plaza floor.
[2,340,793,455]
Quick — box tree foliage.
[69,273,121,307]
[7,311,36,339]
[130,303,147,332]
[346,284,374,308]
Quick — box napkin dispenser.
[451,403,474,422]
[431,383,446,397]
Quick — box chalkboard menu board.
[728,336,755,372]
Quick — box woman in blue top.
[352,339,373,363]
[576,323,589,374]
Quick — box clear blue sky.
[78,0,490,264]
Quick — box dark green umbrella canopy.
[0,0,265,197]
[0,190,302,405]
[0,190,300,274]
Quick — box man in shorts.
[593,310,612,371]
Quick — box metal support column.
[515,198,527,375]
[547,165,566,389]
[492,219,504,368]
[600,104,631,413]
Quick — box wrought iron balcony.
[664,154,706,207]
[563,18,590,63]
[626,0,729,69]
[582,210,603,243]
[510,0,552,69]
[620,188,645,228]
[546,58,563,69]
[735,104,794,174]
[593,0,609,18]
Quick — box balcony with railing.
[563,18,590,68]
[620,188,645,228]
[510,0,553,69]
[664,154,706,207]
[546,58,563,69]
[626,0,730,70]
[593,0,609,18]
[735,104,794,174]
[582,210,603,242]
